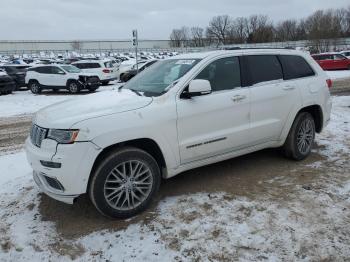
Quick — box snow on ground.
[0,83,121,118]
[326,70,350,80]
[0,96,349,261]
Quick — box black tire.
[67,80,80,94]
[29,80,41,94]
[283,112,315,160]
[101,81,109,86]
[89,147,161,219]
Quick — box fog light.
[40,161,61,168]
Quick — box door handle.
[231,95,247,102]
[283,85,296,90]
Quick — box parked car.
[72,60,118,85]
[0,65,30,90]
[26,49,332,218]
[120,60,158,82]
[340,50,350,59]
[25,64,101,94]
[312,53,350,70]
[0,70,16,95]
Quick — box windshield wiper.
[129,88,142,96]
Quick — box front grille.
[30,124,48,148]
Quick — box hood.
[34,89,152,129]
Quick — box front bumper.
[25,138,101,204]
[0,82,16,92]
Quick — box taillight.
[326,79,332,89]
[103,69,110,73]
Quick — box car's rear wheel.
[89,147,161,219]
[29,80,41,94]
[67,80,80,94]
[283,112,315,160]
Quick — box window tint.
[50,66,65,74]
[36,67,51,74]
[195,57,241,92]
[73,63,85,69]
[245,55,283,85]
[84,63,101,69]
[279,55,315,80]
[104,61,114,68]
[333,54,346,60]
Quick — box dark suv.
[0,71,16,95]
[0,65,30,90]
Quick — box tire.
[29,80,41,94]
[101,81,109,86]
[283,112,315,160]
[67,80,80,94]
[89,147,161,219]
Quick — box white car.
[72,60,119,85]
[340,50,350,59]
[26,49,332,218]
[25,64,101,94]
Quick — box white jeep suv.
[26,64,101,94]
[25,49,332,218]
[72,60,119,85]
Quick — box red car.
[312,53,350,70]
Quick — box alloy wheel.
[103,160,153,211]
[296,118,314,154]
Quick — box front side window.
[195,57,241,92]
[245,55,283,85]
[50,66,65,74]
[61,65,81,73]
[123,59,201,97]
[279,55,315,80]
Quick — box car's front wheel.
[29,80,41,94]
[283,112,315,160]
[67,80,80,94]
[89,147,161,219]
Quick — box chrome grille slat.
[30,124,48,148]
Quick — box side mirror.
[182,79,212,99]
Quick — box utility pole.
[132,29,139,72]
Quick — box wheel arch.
[88,138,167,191]
[298,104,323,133]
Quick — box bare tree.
[170,27,190,47]
[206,15,232,45]
[191,27,205,47]
[275,19,299,41]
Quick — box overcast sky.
[0,0,349,40]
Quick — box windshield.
[123,59,201,96]
[61,65,81,73]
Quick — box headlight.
[47,129,79,144]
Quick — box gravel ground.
[0,87,349,261]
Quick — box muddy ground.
[0,85,349,260]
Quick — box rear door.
[49,66,67,86]
[243,55,299,144]
[35,66,52,85]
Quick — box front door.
[176,56,251,164]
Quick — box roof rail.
[223,47,295,50]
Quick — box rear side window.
[279,55,315,80]
[104,61,114,68]
[35,67,51,74]
[84,63,101,69]
[244,55,283,85]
